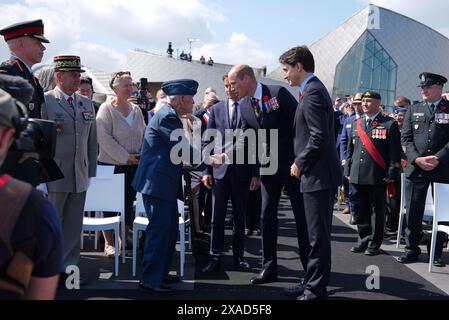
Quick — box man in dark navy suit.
[279,46,341,300]
[228,64,305,286]
[201,75,259,273]
[133,79,221,294]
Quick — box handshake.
[208,153,227,169]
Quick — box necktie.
[251,97,260,118]
[366,118,372,127]
[430,103,435,112]
[231,102,238,129]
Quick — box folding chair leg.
[429,228,438,272]
[188,225,192,251]
[396,213,404,248]
[114,226,119,277]
[121,221,126,264]
[132,224,138,277]
[180,226,185,277]
[80,231,84,250]
[94,231,98,250]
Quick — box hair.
[109,71,132,90]
[394,96,411,107]
[222,74,228,81]
[153,98,168,114]
[234,65,256,81]
[35,65,56,92]
[279,45,315,73]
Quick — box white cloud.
[192,32,276,69]
[0,0,223,71]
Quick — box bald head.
[228,64,257,99]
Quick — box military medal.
[28,103,35,111]
[414,124,419,130]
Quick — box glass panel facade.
[333,31,398,107]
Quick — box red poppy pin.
[263,95,269,102]
[372,121,379,127]
[440,106,447,111]
[300,92,305,99]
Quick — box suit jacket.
[340,114,356,161]
[204,99,256,181]
[133,104,194,203]
[42,88,97,193]
[334,109,345,150]
[294,77,341,192]
[344,113,401,185]
[239,83,298,177]
[402,99,449,183]
[0,56,45,118]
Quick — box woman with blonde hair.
[96,71,146,257]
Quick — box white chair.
[132,193,188,277]
[429,183,449,272]
[82,173,125,276]
[396,174,434,247]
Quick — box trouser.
[260,174,305,272]
[246,188,262,230]
[404,179,445,258]
[385,177,401,232]
[302,189,334,300]
[351,184,385,249]
[141,195,178,286]
[210,168,250,258]
[49,191,87,270]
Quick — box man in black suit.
[227,64,305,286]
[344,91,401,255]
[399,72,449,267]
[279,46,341,300]
[201,75,260,273]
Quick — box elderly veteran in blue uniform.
[133,79,210,294]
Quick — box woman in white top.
[96,71,146,257]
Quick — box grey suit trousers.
[49,191,87,270]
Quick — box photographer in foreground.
[0,89,63,299]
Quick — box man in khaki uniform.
[42,55,97,278]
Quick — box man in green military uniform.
[344,91,401,256]
[399,72,449,267]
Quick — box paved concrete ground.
[56,196,449,300]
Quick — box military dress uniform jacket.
[402,99,449,183]
[42,88,97,193]
[0,56,45,118]
[344,113,401,185]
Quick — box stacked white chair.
[429,183,449,272]
[82,166,125,276]
[132,193,188,277]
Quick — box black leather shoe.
[364,248,381,256]
[250,268,278,285]
[297,293,325,301]
[433,258,446,267]
[397,254,419,264]
[283,280,306,297]
[350,245,366,253]
[233,257,251,271]
[138,281,175,295]
[201,258,221,274]
[163,274,180,284]
[245,229,253,236]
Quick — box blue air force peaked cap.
[161,79,199,96]
[418,72,448,87]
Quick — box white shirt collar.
[253,82,263,101]
[57,87,75,102]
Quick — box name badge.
[413,113,424,117]
[82,112,95,121]
[346,124,352,128]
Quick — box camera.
[0,75,62,183]
[137,78,155,110]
